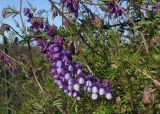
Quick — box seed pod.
[142,88,152,106]
[93,15,103,29]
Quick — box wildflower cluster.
[37,36,112,100]
[24,8,112,100]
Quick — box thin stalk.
[57,107,66,114]
[69,99,76,114]
[62,3,64,26]
[20,0,26,33]
[3,34,12,114]
[8,25,23,38]
[27,41,44,92]
[19,0,44,92]
[125,70,136,112]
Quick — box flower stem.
[19,0,44,93]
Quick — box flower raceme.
[36,36,112,100]
[24,8,112,100]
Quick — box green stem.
[69,99,76,114]
[19,0,44,93]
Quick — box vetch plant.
[24,7,112,100]
[36,36,112,100]
[1,0,160,113]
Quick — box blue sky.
[0,0,127,43]
[0,0,62,43]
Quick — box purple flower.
[65,73,71,80]
[24,8,33,22]
[105,2,122,17]
[24,8,30,16]
[78,77,85,85]
[92,93,98,100]
[73,83,80,91]
[99,88,105,96]
[24,9,113,101]
[61,0,80,17]
[105,92,112,100]
[92,85,98,94]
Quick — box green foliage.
[1,0,160,113]
[1,24,160,113]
